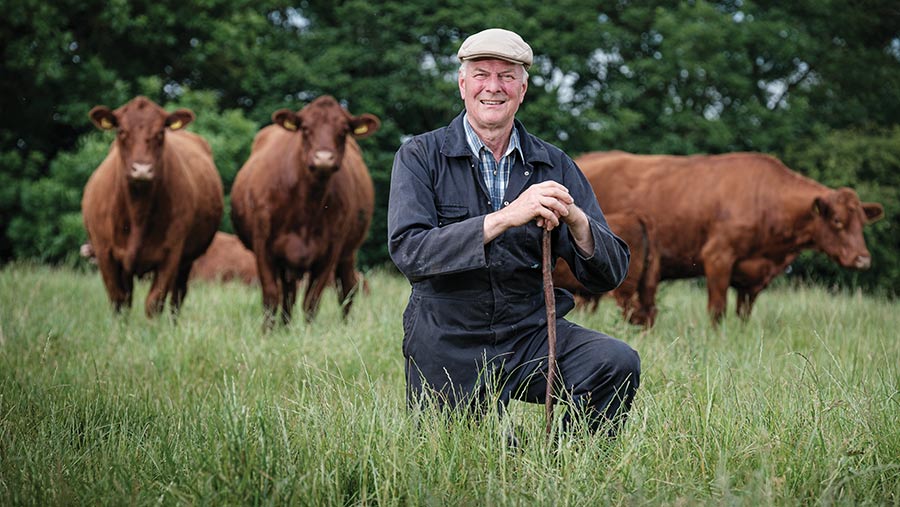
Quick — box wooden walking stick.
[542,227,557,437]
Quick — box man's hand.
[483,181,593,253]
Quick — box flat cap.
[457,28,533,70]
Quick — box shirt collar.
[463,113,522,160]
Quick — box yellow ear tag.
[100,118,113,129]
[169,120,183,130]
[283,119,298,131]
[353,125,369,135]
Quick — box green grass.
[1,263,898,505]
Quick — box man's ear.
[166,109,195,130]
[350,114,381,139]
[89,106,117,130]
[272,109,300,131]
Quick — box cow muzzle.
[130,162,154,181]
[311,150,337,172]
[853,255,871,270]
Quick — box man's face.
[458,59,528,132]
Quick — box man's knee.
[610,340,640,387]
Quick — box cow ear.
[350,114,381,139]
[89,106,117,130]
[166,109,195,130]
[272,109,300,131]
[862,202,884,224]
[812,196,833,219]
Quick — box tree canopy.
[2,0,898,292]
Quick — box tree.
[2,0,898,293]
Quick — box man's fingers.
[538,196,569,218]
[534,181,574,204]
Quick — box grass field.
[1,263,898,505]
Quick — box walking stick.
[542,227,557,438]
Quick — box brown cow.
[230,95,378,327]
[81,96,224,316]
[576,151,884,324]
[190,232,259,285]
[553,211,661,327]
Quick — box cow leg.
[615,292,639,324]
[145,269,174,317]
[95,250,131,313]
[700,241,736,325]
[252,233,281,330]
[170,262,192,317]
[635,251,661,327]
[303,265,333,322]
[735,288,760,320]
[146,248,188,317]
[258,258,280,330]
[612,283,638,323]
[335,257,360,319]
[280,268,299,326]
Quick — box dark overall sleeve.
[557,156,630,293]
[387,137,487,282]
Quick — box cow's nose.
[854,255,871,269]
[130,162,154,180]
[312,150,336,169]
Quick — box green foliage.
[5,134,106,263]
[782,127,900,295]
[0,149,46,260]
[2,0,899,287]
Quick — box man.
[388,28,640,435]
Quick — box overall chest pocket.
[436,204,469,226]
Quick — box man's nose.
[484,74,503,90]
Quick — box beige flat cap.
[457,28,533,70]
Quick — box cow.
[230,95,379,328]
[553,211,661,327]
[81,96,224,317]
[190,232,259,285]
[575,151,884,324]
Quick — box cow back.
[191,232,258,285]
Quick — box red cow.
[81,96,224,316]
[553,211,661,327]
[576,151,884,324]
[190,232,259,285]
[230,95,378,327]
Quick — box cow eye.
[156,131,164,142]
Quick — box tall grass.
[1,263,898,505]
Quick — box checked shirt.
[463,113,523,211]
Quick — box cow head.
[811,187,884,269]
[271,95,380,179]
[89,96,195,183]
